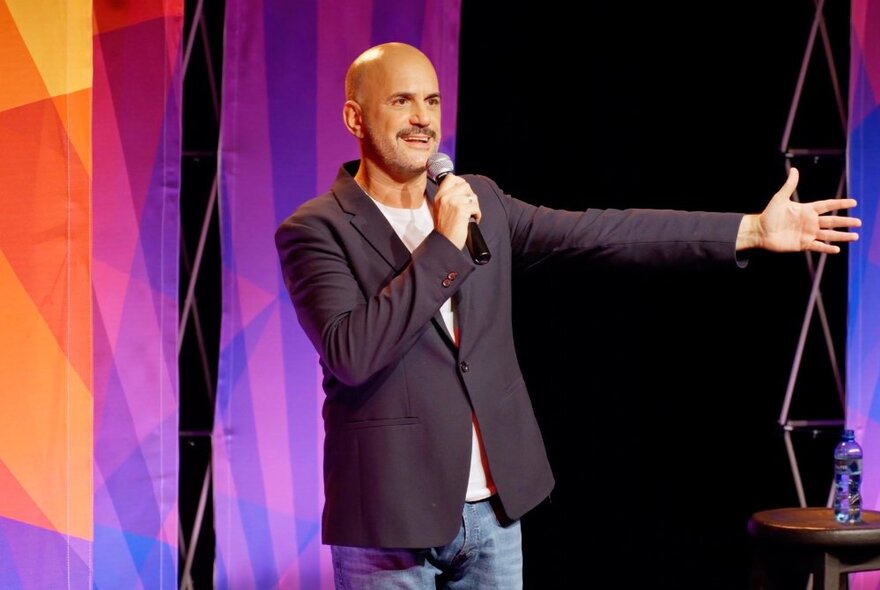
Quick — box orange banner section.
[0,0,93,541]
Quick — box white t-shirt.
[370,196,496,502]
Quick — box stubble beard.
[363,126,437,180]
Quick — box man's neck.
[354,161,427,209]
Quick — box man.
[274,42,860,589]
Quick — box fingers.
[808,241,842,254]
[463,192,481,222]
[433,174,481,249]
[817,229,859,243]
[435,174,481,221]
[817,214,861,229]
[815,209,861,253]
[812,198,859,215]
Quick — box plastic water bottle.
[833,429,863,524]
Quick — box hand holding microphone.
[426,152,491,265]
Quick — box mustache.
[397,128,437,140]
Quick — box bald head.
[342,42,441,184]
[345,42,436,105]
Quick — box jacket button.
[447,271,457,280]
[442,278,452,288]
[460,361,469,373]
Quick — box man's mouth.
[398,129,436,145]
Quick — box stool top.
[748,508,880,547]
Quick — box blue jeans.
[331,498,523,589]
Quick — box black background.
[455,1,851,588]
[179,1,854,588]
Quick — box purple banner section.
[92,4,182,589]
[216,0,461,587]
[0,518,92,590]
[848,0,880,588]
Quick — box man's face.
[356,54,441,180]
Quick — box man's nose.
[410,103,431,127]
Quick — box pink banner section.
[92,1,182,588]
[848,0,880,588]
[216,1,461,587]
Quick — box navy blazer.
[275,160,744,548]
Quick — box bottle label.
[833,457,862,523]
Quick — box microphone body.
[425,153,491,265]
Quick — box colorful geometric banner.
[0,0,94,587]
[848,0,880,588]
[0,0,181,587]
[215,1,462,586]
[91,1,182,588]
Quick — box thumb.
[771,167,799,203]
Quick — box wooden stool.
[748,508,880,589]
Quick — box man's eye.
[427,98,440,107]
[392,98,408,106]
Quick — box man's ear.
[343,100,364,138]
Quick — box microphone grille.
[426,152,454,183]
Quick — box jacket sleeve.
[470,175,746,271]
[275,209,474,387]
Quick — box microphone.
[426,152,491,265]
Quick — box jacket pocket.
[342,416,421,430]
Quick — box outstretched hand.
[736,167,861,253]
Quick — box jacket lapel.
[334,164,412,273]
[452,285,471,351]
[333,163,457,348]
